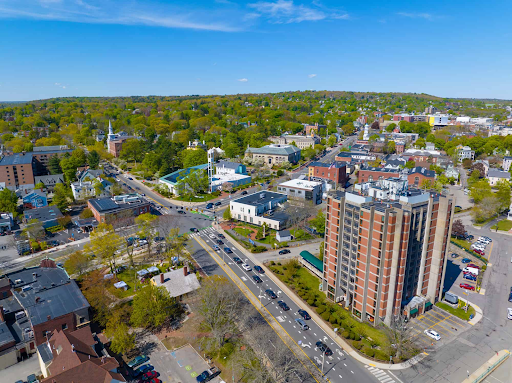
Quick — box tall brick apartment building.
[323,186,454,326]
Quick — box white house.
[488,169,511,186]
[230,191,288,230]
[457,145,475,162]
[71,177,112,200]
[503,156,512,172]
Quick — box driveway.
[2,354,41,382]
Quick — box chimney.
[0,306,4,322]
[160,273,164,284]
[47,315,51,321]
[183,266,188,276]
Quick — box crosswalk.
[364,365,396,383]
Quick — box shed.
[276,230,292,242]
[137,269,150,278]
[147,266,159,274]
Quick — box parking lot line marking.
[193,236,323,383]
[420,315,456,335]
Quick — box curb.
[213,223,428,371]
[462,350,510,383]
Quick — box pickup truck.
[196,366,221,382]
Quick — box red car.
[460,283,475,291]
[139,379,161,383]
[468,263,480,269]
[143,371,158,380]
[473,250,485,256]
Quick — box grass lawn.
[108,263,170,299]
[451,238,472,251]
[174,193,219,202]
[290,228,315,241]
[436,302,476,321]
[233,227,254,237]
[473,215,498,226]
[267,261,391,361]
[490,219,512,231]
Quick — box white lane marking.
[339,375,342,379]
[351,371,354,374]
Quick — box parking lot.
[409,306,470,350]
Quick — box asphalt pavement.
[189,227,380,383]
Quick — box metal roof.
[231,191,287,207]
[300,251,323,272]
[0,153,33,166]
[246,144,300,155]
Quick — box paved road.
[189,227,383,383]
[394,227,512,383]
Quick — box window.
[62,323,68,330]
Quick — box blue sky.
[0,0,511,101]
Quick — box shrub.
[307,299,316,306]
[277,262,282,265]
[349,332,355,340]
[251,246,267,253]
[353,341,364,350]
[277,169,284,176]
[353,333,361,341]
[329,315,337,324]
[282,266,287,270]
[316,306,326,314]
[219,343,235,359]
[374,350,389,361]
[363,347,375,358]
[321,312,330,321]
[342,331,350,339]
[270,261,275,265]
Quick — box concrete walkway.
[214,222,429,371]
[462,350,510,383]
[467,301,483,326]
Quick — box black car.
[254,265,264,274]
[279,249,290,255]
[298,309,311,320]
[241,191,248,195]
[214,201,222,206]
[224,247,233,254]
[509,287,512,302]
[316,341,333,356]
[265,289,277,299]
[252,275,263,283]
[233,257,243,264]
[216,239,224,245]
[178,210,186,215]
[190,228,199,233]
[218,234,225,239]
[277,300,290,311]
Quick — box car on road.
[508,308,512,320]
[128,177,133,180]
[206,203,214,209]
[233,257,243,264]
[224,247,233,253]
[216,239,224,245]
[127,355,149,368]
[277,300,290,311]
[460,283,475,291]
[315,341,333,356]
[254,265,264,273]
[190,228,199,233]
[298,309,311,320]
[451,253,459,258]
[279,249,290,255]
[461,258,471,264]
[241,191,248,195]
[213,245,220,251]
[424,329,441,341]
[509,288,512,302]
[218,233,225,239]
[214,201,222,206]
[177,210,186,215]
[27,374,38,383]
[242,263,252,271]
[252,275,263,283]
[295,318,309,330]
[265,289,277,299]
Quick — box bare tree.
[382,315,418,361]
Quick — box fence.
[471,352,510,383]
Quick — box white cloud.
[54,82,66,89]
[237,78,248,82]
[0,1,240,32]
[308,74,317,78]
[397,12,434,20]
[247,0,348,23]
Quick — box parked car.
[451,253,459,258]
[224,247,233,253]
[218,234,225,239]
[134,364,154,376]
[143,371,158,380]
[463,274,477,281]
[216,240,224,245]
[508,308,512,320]
[509,288,512,302]
[467,264,480,269]
[265,289,277,299]
[315,341,333,356]
[254,265,264,273]
[424,329,441,341]
[279,249,290,255]
[460,283,475,291]
[252,275,263,283]
[178,210,186,215]
[277,300,290,311]
[190,228,199,233]
[127,355,149,368]
[242,263,252,271]
[461,258,471,264]
[474,249,485,256]
[196,367,221,383]
[298,309,311,320]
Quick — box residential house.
[150,267,200,301]
[22,189,48,209]
[276,230,292,242]
[34,174,64,192]
[407,167,436,187]
[24,206,63,229]
[71,177,112,201]
[445,165,459,180]
[503,156,512,172]
[488,169,511,186]
[457,145,475,162]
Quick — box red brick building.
[0,153,36,190]
[88,194,151,224]
[407,167,436,187]
[323,189,454,326]
[358,168,400,183]
[308,161,348,185]
[304,123,326,136]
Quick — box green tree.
[79,208,94,219]
[105,314,135,354]
[341,124,355,136]
[470,179,491,204]
[0,188,19,217]
[48,155,62,174]
[327,135,336,147]
[223,206,232,221]
[385,140,396,154]
[135,213,158,258]
[34,181,45,189]
[23,218,45,241]
[87,150,100,169]
[131,284,179,329]
[405,160,415,169]
[182,148,207,168]
[310,210,325,235]
[415,137,426,149]
[495,179,511,211]
[51,183,72,212]
[86,223,123,272]
[385,123,397,132]
[120,138,144,163]
[64,250,91,277]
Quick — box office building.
[230,191,288,230]
[323,184,454,326]
[276,179,323,205]
[269,134,320,149]
[308,161,348,186]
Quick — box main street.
[188,226,392,383]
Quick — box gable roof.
[34,174,65,186]
[408,167,435,178]
[488,169,511,179]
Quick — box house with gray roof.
[488,169,511,186]
[245,144,301,166]
[34,174,64,191]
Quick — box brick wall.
[33,312,77,346]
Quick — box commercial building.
[308,161,348,186]
[24,206,63,229]
[358,168,400,183]
[457,145,475,162]
[211,161,252,191]
[323,184,454,326]
[245,144,301,166]
[428,115,449,126]
[304,123,326,136]
[276,179,323,205]
[335,152,377,163]
[230,191,288,230]
[87,194,151,224]
[392,114,428,122]
[269,134,320,149]
[0,259,91,370]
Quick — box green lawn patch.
[174,194,219,202]
[436,302,476,321]
[473,215,498,226]
[234,227,254,237]
[109,264,170,298]
[451,238,472,251]
[490,219,512,231]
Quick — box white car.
[508,308,512,320]
[424,329,441,341]
[241,263,252,271]
[478,237,490,244]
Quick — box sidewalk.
[467,301,483,326]
[462,350,510,383]
[214,222,429,371]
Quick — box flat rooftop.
[0,153,33,166]
[278,179,322,190]
[24,206,63,222]
[232,191,287,207]
[88,195,148,214]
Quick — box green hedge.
[450,240,488,264]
